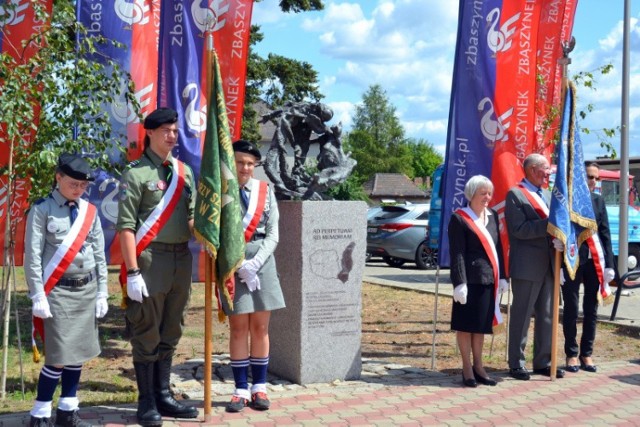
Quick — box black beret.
[233,140,261,161]
[144,107,178,129]
[57,153,95,181]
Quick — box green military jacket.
[117,148,195,243]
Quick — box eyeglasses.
[64,179,90,190]
[587,175,600,181]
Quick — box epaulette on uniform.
[34,197,47,206]
[126,159,141,169]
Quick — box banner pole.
[550,250,562,381]
[430,267,440,370]
[203,253,213,421]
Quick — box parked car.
[366,203,435,269]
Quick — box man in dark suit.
[505,153,565,380]
[562,162,616,373]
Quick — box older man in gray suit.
[505,153,565,380]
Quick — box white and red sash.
[241,178,268,243]
[456,208,503,328]
[32,199,97,356]
[119,158,186,292]
[516,183,549,219]
[586,233,610,301]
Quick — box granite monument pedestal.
[269,200,367,384]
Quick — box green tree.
[0,1,138,203]
[408,138,443,181]
[276,0,324,13]
[345,84,413,182]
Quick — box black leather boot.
[54,409,92,427]
[133,362,163,426]
[30,416,53,427]
[154,358,198,419]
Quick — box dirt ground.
[2,276,639,414]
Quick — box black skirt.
[451,283,495,334]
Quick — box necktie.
[163,160,172,184]
[66,201,78,225]
[239,187,249,208]
[536,188,543,198]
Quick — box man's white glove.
[604,268,616,284]
[31,292,53,319]
[127,273,148,303]
[560,270,566,286]
[498,279,509,294]
[453,284,468,305]
[96,292,109,318]
[552,238,565,252]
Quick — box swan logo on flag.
[182,82,207,136]
[114,0,150,26]
[478,97,513,145]
[486,8,520,53]
[191,0,229,34]
[98,177,120,225]
[111,82,154,125]
[0,0,29,26]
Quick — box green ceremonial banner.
[194,51,245,313]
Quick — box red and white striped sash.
[119,158,186,291]
[241,179,268,243]
[516,183,549,219]
[32,199,97,354]
[586,233,610,301]
[456,208,503,327]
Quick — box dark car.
[366,203,435,269]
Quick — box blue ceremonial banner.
[547,82,597,280]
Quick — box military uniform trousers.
[126,242,192,363]
[44,279,100,366]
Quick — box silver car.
[366,203,435,269]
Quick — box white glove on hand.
[243,274,261,292]
[560,270,566,286]
[552,238,565,252]
[126,273,148,303]
[453,284,468,305]
[96,292,109,318]
[498,279,509,294]
[31,292,53,319]
[604,268,615,284]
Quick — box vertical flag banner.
[439,0,578,267]
[0,0,53,266]
[548,82,608,302]
[77,0,161,265]
[194,51,245,315]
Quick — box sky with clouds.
[251,0,640,162]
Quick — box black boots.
[133,362,163,426]
[54,409,92,427]
[154,358,198,419]
[29,416,53,427]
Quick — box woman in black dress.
[448,175,509,387]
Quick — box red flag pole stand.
[203,253,214,421]
[550,250,562,381]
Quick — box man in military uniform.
[25,153,108,427]
[117,108,198,426]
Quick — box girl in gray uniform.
[223,140,285,413]
[25,154,108,427]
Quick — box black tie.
[163,160,172,184]
[66,201,78,225]
[239,187,249,208]
[536,188,543,198]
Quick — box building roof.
[363,173,428,198]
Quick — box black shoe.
[566,357,580,373]
[30,416,53,427]
[580,357,597,373]
[462,374,477,387]
[533,367,565,378]
[473,367,497,386]
[251,392,271,410]
[155,390,198,419]
[226,395,249,413]
[133,362,163,427]
[509,367,530,381]
[54,409,93,427]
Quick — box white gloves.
[604,268,615,284]
[453,284,468,304]
[127,273,148,303]
[559,270,566,286]
[96,292,109,318]
[552,238,565,252]
[498,279,509,294]
[31,292,53,319]
[237,258,263,292]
